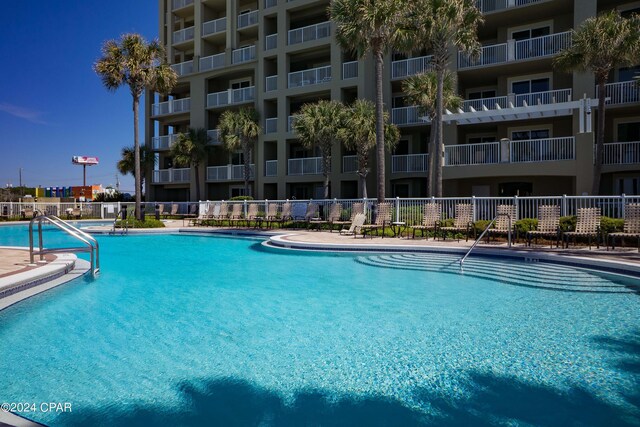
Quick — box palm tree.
[403,0,482,197]
[94,33,176,219]
[330,0,409,202]
[337,99,399,198]
[292,100,344,199]
[554,10,640,195]
[403,70,462,196]
[218,107,261,196]
[117,144,156,197]
[170,128,210,201]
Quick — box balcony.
[288,65,331,88]
[171,60,193,76]
[603,81,640,105]
[237,10,258,29]
[603,141,640,165]
[288,157,324,175]
[265,118,277,134]
[152,98,190,116]
[207,129,222,145]
[265,160,278,177]
[458,31,572,69]
[152,168,190,184]
[200,52,225,72]
[206,164,255,181]
[207,87,255,108]
[287,115,299,132]
[152,134,179,150]
[173,26,195,45]
[264,0,277,8]
[202,17,226,37]
[288,21,331,45]
[391,55,433,80]
[342,155,358,173]
[392,154,429,173]
[172,0,193,11]
[232,45,256,64]
[444,137,575,166]
[342,61,358,80]
[265,34,278,50]
[265,75,277,92]
[475,0,544,14]
[391,106,425,126]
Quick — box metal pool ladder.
[29,214,100,277]
[111,207,130,235]
[459,212,512,268]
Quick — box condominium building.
[145,0,640,201]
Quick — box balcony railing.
[264,0,277,8]
[288,21,330,45]
[172,0,193,10]
[392,154,429,173]
[288,65,331,88]
[288,157,324,175]
[342,61,358,80]
[603,141,640,165]
[458,31,571,69]
[265,160,278,177]
[445,142,500,166]
[461,88,572,112]
[391,106,424,126]
[202,17,226,36]
[603,81,640,105]
[207,129,221,145]
[200,52,226,71]
[265,118,277,133]
[391,55,433,80]
[475,0,543,13]
[152,168,190,184]
[152,134,179,150]
[265,34,278,50]
[207,87,255,108]
[265,75,277,92]
[152,98,190,116]
[342,155,358,173]
[173,26,195,44]
[206,164,255,181]
[171,60,193,76]
[287,115,299,132]
[232,45,256,64]
[237,10,258,28]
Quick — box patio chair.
[411,202,442,239]
[608,203,640,251]
[339,213,366,238]
[213,202,229,226]
[23,207,35,219]
[168,203,180,217]
[361,202,392,238]
[276,202,293,228]
[67,207,82,220]
[486,204,517,243]
[333,202,364,231]
[290,202,310,228]
[190,203,214,226]
[563,207,601,249]
[527,205,561,248]
[228,203,244,227]
[158,204,167,218]
[244,203,263,228]
[439,203,473,241]
[309,203,341,231]
[265,203,281,229]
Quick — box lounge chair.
[168,203,180,217]
[290,202,309,228]
[309,203,342,231]
[228,203,244,227]
[361,202,392,238]
[411,202,441,239]
[563,207,601,249]
[245,203,263,228]
[526,205,561,248]
[158,204,167,218]
[23,208,35,219]
[333,202,364,231]
[67,207,82,220]
[608,203,640,251]
[486,204,517,243]
[265,203,280,229]
[339,213,366,238]
[213,202,229,226]
[190,203,214,226]
[439,203,473,241]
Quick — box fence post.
[265,199,268,215]
[514,195,519,220]
[471,196,477,222]
[395,196,400,222]
[561,194,567,217]
[243,199,248,217]
[621,193,626,219]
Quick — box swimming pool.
[0,227,639,426]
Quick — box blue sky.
[0,1,159,194]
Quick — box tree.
[554,10,640,195]
[337,99,399,198]
[403,70,462,196]
[117,144,156,198]
[170,128,210,201]
[94,33,176,219]
[218,107,261,196]
[331,0,409,202]
[292,100,344,199]
[404,0,482,197]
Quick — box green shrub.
[472,220,491,234]
[600,216,624,234]
[559,216,576,232]
[115,218,165,229]
[229,196,253,201]
[515,218,538,235]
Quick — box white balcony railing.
[237,10,258,28]
[265,34,278,50]
[288,65,331,88]
[461,88,572,112]
[172,0,193,11]
[265,118,277,133]
[206,164,255,181]
[288,21,331,45]
[152,168,190,184]
[475,0,543,13]
[265,75,277,92]
[288,157,324,175]
[392,154,429,173]
[265,160,278,177]
[202,17,226,36]
[287,115,299,132]
[342,61,358,80]
[342,155,358,173]
[391,55,433,79]
[207,87,255,108]
[152,98,191,116]
[171,60,193,76]
[152,134,180,150]
[603,141,640,165]
[232,45,256,64]
[445,142,500,166]
[603,81,640,105]
[207,129,222,145]
[173,26,195,44]
[391,106,424,126]
[199,52,226,71]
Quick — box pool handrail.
[459,212,512,267]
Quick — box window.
[231,80,251,90]
[231,151,244,165]
[230,187,247,198]
[392,96,406,109]
[512,25,551,59]
[617,177,639,195]
[468,90,496,100]
[617,122,640,142]
[511,26,550,40]
[618,66,640,82]
[511,129,550,140]
[511,78,549,94]
[394,140,409,155]
[468,136,497,144]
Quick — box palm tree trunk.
[374,49,386,203]
[358,171,368,199]
[133,96,142,220]
[435,68,445,198]
[427,121,436,197]
[323,154,330,199]
[243,142,250,196]
[593,79,606,195]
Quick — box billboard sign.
[72,156,99,165]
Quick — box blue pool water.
[0,226,639,426]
